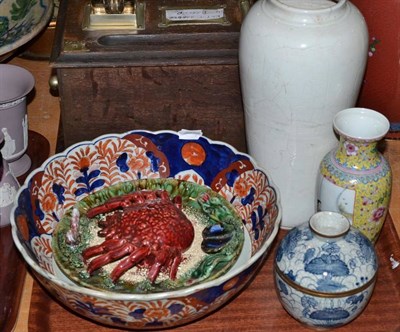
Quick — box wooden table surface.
[4,56,400,332]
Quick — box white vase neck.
[263,0,348,26]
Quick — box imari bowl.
[11,129,281,329]
[0,0,53,59]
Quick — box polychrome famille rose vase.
[317,108,392,243]
[239,0,368,228]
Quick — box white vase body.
[239,0,368,228]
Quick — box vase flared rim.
[333,107,390,142]
[0,64,35,104]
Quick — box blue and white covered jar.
[274,211,378,329]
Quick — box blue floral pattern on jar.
[275,272,374,328]
[274,212,378,329]
[276,221,377,293]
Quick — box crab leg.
[110,247,151,282]
[86,200,126,218]
[169,255,183,280]
[148,250,170,283]
[86,190,171,218]
[147,248,182,283]
[85,242,137,274]
[82,238,126,259]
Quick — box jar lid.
[275,212,378,295]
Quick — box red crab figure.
[81,190,195,283]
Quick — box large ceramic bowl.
[11,129,281,329]
[0,0,53,60]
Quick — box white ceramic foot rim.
[310,211,350,238]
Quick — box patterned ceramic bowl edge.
[0,0,54,57]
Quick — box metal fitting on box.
[82,0,144,30]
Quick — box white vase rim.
[333,107,390,141]
[270,0,346,13]
[264,0,348,26]
[0,64,35,104]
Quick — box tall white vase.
[239,0,368,228]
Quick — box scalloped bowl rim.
[0,0,54,57]
[10,129,282,301]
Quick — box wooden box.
[50,0,251,152]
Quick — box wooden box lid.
[50,0,250,68]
